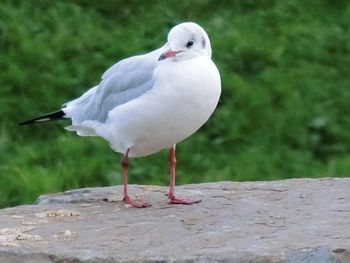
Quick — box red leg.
[168,145,201,205]
[122,149,150,208]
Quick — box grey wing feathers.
[63,47,163,123]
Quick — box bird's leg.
[122,149,150,208]
[167,145,201,205]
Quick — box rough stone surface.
[0,178,350,263]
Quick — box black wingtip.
[18,120,34,126]
[18,110,66,126]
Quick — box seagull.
[19,22,221,208]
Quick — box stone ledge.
[0,178,350,263]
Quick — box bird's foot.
[168,194,201,205]
[123,196,150,208]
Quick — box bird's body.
[65,54,220,157]
[20,22,221,207]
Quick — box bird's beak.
[158,49,178,61]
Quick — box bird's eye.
[186,41,194,48]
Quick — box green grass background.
[1,0,350,208]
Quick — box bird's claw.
[168,195,201,205]
[123,196,151,208]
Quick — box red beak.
[158,49,178,61]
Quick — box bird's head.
[158,22,212,62]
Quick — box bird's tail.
[19,110,66,126]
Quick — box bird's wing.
[64,46,165,123]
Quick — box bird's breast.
[154,56,221,113]
[107,56,221,157]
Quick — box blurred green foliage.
[1,0,350,208]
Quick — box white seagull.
[20,22,221,208]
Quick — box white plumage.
[63,22,221,158]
